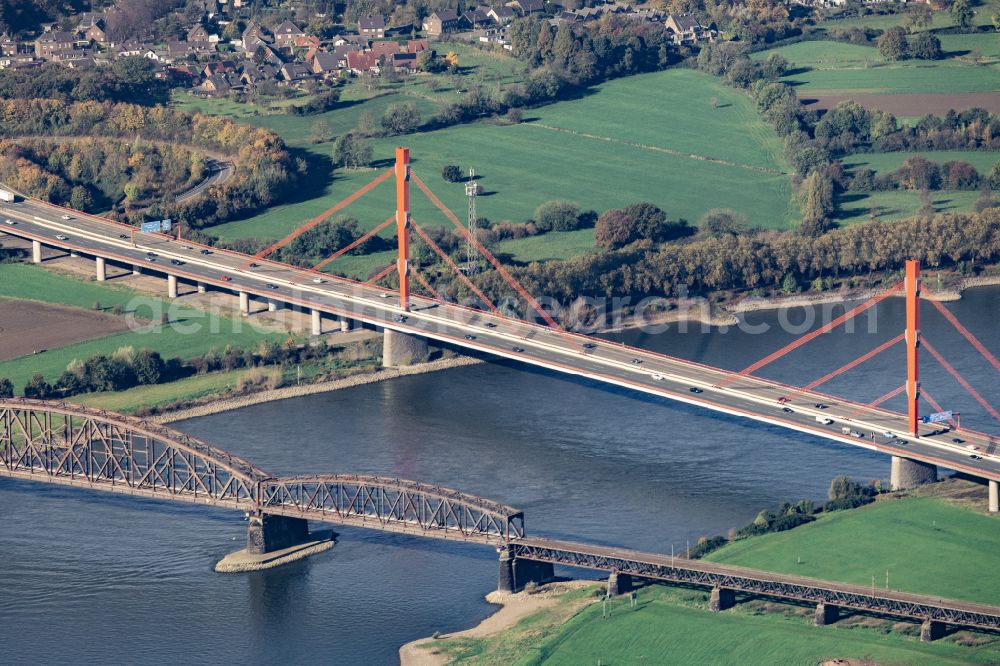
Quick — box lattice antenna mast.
[465,168,478,272]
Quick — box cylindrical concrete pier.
[239,291,249,315]
[267,299,278,312]
[167,274,178,298]
[132,265,141,276]
[197,282,206,294]
[96,257,106,282]
[383,328,430,367]
[890,456,937,491]
[989,480,998,513]
[69,250,78,258]
[340,318,352,332]
[31,240,42,263]
[311,310,322,335]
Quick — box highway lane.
[2,196,999,483]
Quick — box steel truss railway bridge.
[1,398,998,640]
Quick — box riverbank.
[605,275,1000,333]
[399,581,598,666]
[405,480,999,665]
[153,355,482,423]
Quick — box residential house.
[346,50,379,74]
[34,31,77,58]
[664,14,714,44]
[370,41,401,59]
[459,7,492,30]
[241,23,270,51]
[203,60,236,78]
[359,16,386,39]
[279,62,314,83]
[506,0,545,14]
[311,51,340,77]
[406,39,429,54]
[423,10,460,36]
[0,36,19,56]
[201,73,232,95]
[390,52,418,73]
[83,22,107,44]
[487,7,516,24]
[331,44,360,68]
[272,20,305,48]
[188,25,212,43]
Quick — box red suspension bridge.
[1,147,999,510]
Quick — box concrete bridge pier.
[31,240,41,263]
[340,318,353,332]
[246,513,310,555]
[709,586,736,611]
[814,602,838,626]
[921,619,945,642]
[383,328,429,367]
[96,257,106,282]
[267,299,279,313]
[311,309,323,335]
[989,480,998,513]
[239,291,249,316]
[167,274,178,298]
[197,282,206,294]
[497,548,555,592]
[890,456,937,491]
[132,265,141,276]
[69,250,78,258]
[607,570,633,596]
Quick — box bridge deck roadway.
[2,197,998,482]
[516,537,1000,631]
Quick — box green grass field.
[817,8,991,33]
[706,495,1000,605]
[0,264,284,392]
[525,585,998,666]
[206,68,796,275]
[757,39,1000,95]
[843,150,1000,175]
[836,189,982,224]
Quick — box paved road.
[2,196,999,483]
[176,159,233,204]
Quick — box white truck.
[0,189,16,203]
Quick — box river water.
[1,288,997,664]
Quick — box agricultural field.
[0,263,284,392]
[757,39,1000,96]
[836,189,982,225]
[817,8,992,33]
[842,150,1000,176]
[706,490,1000,605]
[204,69,796,277]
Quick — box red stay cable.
[313,217,394,272]
[929,300,1000,375]
[802,333,904,393]
[922,339,1000,423]
[727,283,904,384]
[410,220,501,315]
[366,263,397,285]
[252,168,393,261]
[410,171,563,331]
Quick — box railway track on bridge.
[2,398,999,637]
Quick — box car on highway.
[145,255,156,262]
[651,373,665,381]
[583,343,597,350]
[200,249,212,255]
[182,245,193,250]
[249,263,259,268]
[60,214,72,220]
[312,278,326,284]
[777,397,790,404]
[380,293,390,298]
[465,334,476,340]
[118,233,128,239]
[689,387,703,394]
[55,234,68,240]
[952,437,965,444]
[220,275,232,282]
[394,315,407,323]
[170,259,184,266]
[814,403,827,409]
[631,358,643,365]
[484,322,497,328]
[782,407,794,413]
[4,218,14,225]
[883,431,896,439]
[265,283,278,290]
[970,454,983,460]
[816,416,834,425]
[511,346,524,353]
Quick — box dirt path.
[526,122,786,175]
